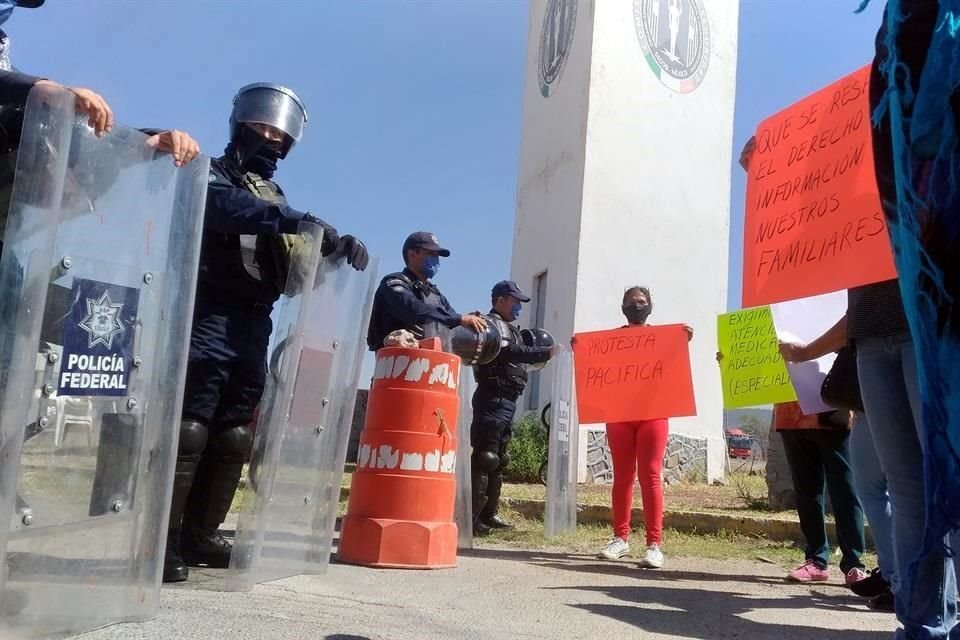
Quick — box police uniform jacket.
[199,155,322,307]
[474,310,552,400]
[367,268,461,350]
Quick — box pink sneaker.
[788,560,830,583]
[845,567,869,587]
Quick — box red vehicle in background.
[725,429,753,459]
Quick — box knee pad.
[497,451,511,471]
[213,424,254,462]
[178,419,209,457]
[472,449,500,473]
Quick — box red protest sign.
[742,64,897,307]
[572,325,696,424]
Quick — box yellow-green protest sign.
[717,307,796,408]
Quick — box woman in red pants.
[597,286,693,568]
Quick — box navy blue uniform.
[180,156,318,427]
[471,311,551,523]
[181,155,335,425]
[366,268,461,350]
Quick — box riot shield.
[226,222,378,590]
[545,348,578,537]
[454,363,474,550]
[0,87,208,638]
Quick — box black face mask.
[623,303,651,325]
[227,124,285,178]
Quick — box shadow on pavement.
[463,545,892,639]
[563,585,889,640]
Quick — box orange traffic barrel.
[338,339,461,568]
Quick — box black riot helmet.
[228,83,307,172]
[520,328,555,371]
[450,316,502,366]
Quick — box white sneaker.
[638,544,664,569]
[598,537,630,560]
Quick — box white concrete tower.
[511,0,740,481]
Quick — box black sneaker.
[481,514,514,530]
[868,589,895,613]
[850,567,890,598]
[472,520,493,537]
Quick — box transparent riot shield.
[226,223,378,590]
[454,363,474,550]
[0,87,208,639]
[545,348,578,537]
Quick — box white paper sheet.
[771,291,847,415]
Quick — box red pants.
[606,419,669,545]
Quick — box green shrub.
[505,411,548,483]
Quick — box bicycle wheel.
[540,402,552,433]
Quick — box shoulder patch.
[208,172,217,183]
[384,278,410,288]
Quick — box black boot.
[181,526,234,569]
[479,458,511,529]
[471,460,490,537]
[180,456,242,569]
[163,420,207,583]
[162,462,196,583]
[482,513,514,530]
[472,518,493,537]
[181,425,250,569]
[162,531,188,584]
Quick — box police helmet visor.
[233,86,306,144]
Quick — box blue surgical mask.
[0,1,15,26]
[510,303,522,321]
[423,255,440,280]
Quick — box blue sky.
[9,0,884,381]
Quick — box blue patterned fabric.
[860,0,960,567]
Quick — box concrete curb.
[339,486,872,546]
[500,497,873,546]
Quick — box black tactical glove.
[336,235,369,272]
[302,214,339,256]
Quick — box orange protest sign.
[572,325,696,424]
[742,64,897,307]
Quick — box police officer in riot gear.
[472,280,555,535]
[163,83,369,583]
[366,231,485,350]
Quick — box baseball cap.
[403,231,450,257]
[492,280,530,303]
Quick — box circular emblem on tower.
[537,0,579,98]
[633,0,711,94]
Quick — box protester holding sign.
[593,286,693,569]
[740,134,884,595]
[776,320,894,609]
